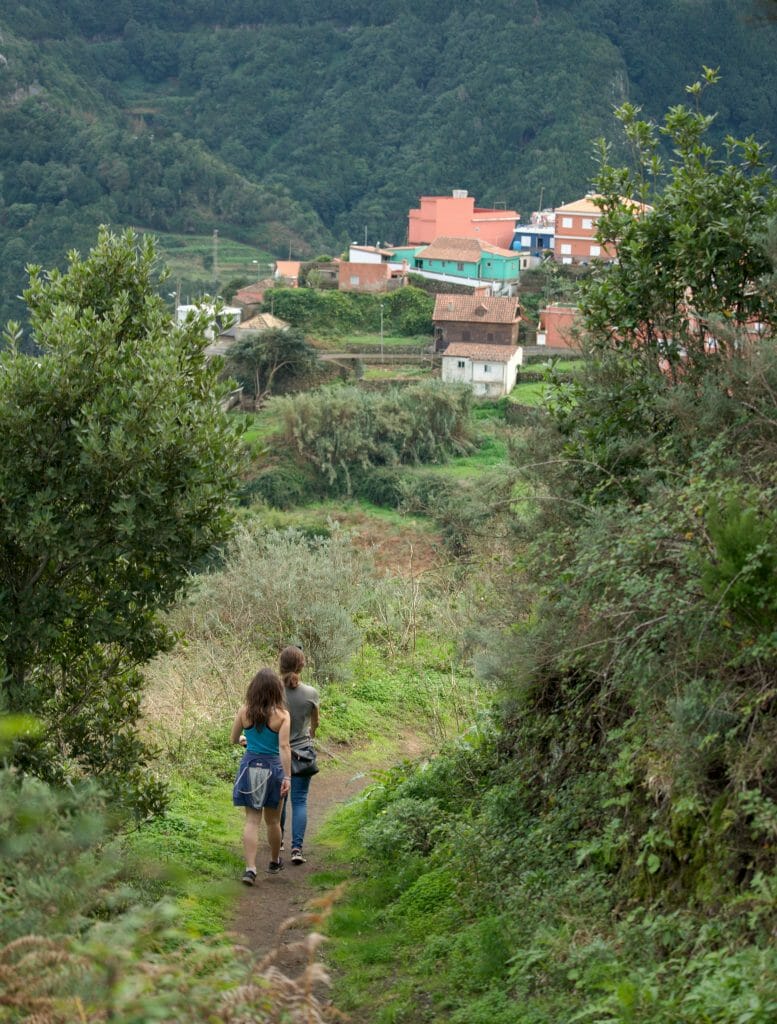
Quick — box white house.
[440,342,522,397]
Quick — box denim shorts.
[232,752,284,809]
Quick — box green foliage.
[174,522,373,683]
[0,761,335,1022]
[223,326,320,399]
[0,228,243,813]
[262,285,433,337]
[274,381,476,491]
[315,86,777,1024]
[581,71,777,371]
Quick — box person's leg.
[242,808,262,871]
[263,805,283,865]
[290,774,312,853]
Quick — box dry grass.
[0,892,346,1023]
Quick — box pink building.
[408,189,518,250]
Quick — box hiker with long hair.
[279,645,320,865]
[231,667,291,883]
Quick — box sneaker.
[241,868,257,886]
[291,849,306,865]
[267,858,284,874]
[280,839,285,852]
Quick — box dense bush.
[172,523,374,683]
[321,85,777,1024]
[274,381,476,491]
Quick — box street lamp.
[380,303,384,363]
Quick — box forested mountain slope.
[0,0,775,327]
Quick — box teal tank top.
[244,722,279,755]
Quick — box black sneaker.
[241,868,257,886]
[291,849,306,865]
[267,858,284,874]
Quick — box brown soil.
[326,507,443,577]
[228,747,368,968]
[229,735,429,969]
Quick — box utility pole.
[212,229,219,292]
[380,302,384,363]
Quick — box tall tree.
[0,227,243,812]
[224,326,320,403]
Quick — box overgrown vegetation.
[315,80,777,1024]
[0,229,242,815]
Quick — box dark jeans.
[280,774,312,850]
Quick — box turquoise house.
[392,236,520,290]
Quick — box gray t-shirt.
[284,682,320,748]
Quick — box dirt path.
[229,737,426,970]
[228,746,370,969]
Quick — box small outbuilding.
[441,342,522,397]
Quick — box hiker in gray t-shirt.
[279,645,320,864]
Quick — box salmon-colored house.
[554,195,650,265]
[536,304,583,351]
[408,190,518,250]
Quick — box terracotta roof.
[275,260,302,278]
[433,294,521,324]
[234,279,273,304]
[442,343,520,363]
[418,236,518,262]
[237,313,289,331]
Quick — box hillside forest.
[0,0,776,328]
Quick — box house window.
[590,244,601,256]
[462,329,471,341]
[582,218,593,229]
[457,360,465,368]
[350,275,360,285]
[521,235,531,247]
[562,217,573,228]
[487,332,494,341]
[457,262,464,271]
[537,237,544,248]
[414,259,422,268]
[560,243,571,255]
[483,364,491,373]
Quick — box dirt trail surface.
[230,737,426,970]
[228,746,370,967]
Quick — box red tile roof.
[433,294,521,324]
[234,279,273,304]
[418,236,518,262]
[442,343,519,363]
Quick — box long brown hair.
[245,668,285,727]
[279,645,305,689]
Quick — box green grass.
[230,407,285,452]
[124,770,243,937]
[126,636,476,935]
[341,332,431,349]
[250,496,436,535]
[509,381,548,405]
[362,364,434,380]
[404,435,508,480]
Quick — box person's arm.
[230,706,247,745]
[309,703,320,739]
[278,710,291,797]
